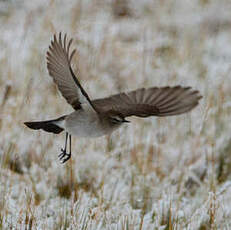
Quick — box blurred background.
[0,0,231,229]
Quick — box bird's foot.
[59,148,71,163]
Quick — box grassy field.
[0,0,231,229]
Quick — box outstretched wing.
[92,86,202,117]
[47,32,97,111]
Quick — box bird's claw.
[58,148,71,163]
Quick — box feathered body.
[24,33,202,163]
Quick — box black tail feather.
[24,116,65,134]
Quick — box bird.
[24,32,202,163]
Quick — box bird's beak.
[123,119,130,123]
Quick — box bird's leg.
[69,135,71,156]
[59,132,69,162]
[69,135,72,159]
[59,133,72,163]
[62,135,72,163]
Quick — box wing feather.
[46,32,95,111]
[92,86,202,118]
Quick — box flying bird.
[24,33,202,163]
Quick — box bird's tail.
[24,116,66,134]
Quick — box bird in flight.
[24,33,202,163]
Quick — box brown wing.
[92,86,202,117]
[47,33,97,111]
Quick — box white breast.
[64,106,121,138]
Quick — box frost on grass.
[0,0,231,229]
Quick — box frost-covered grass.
[0,0,231,229]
